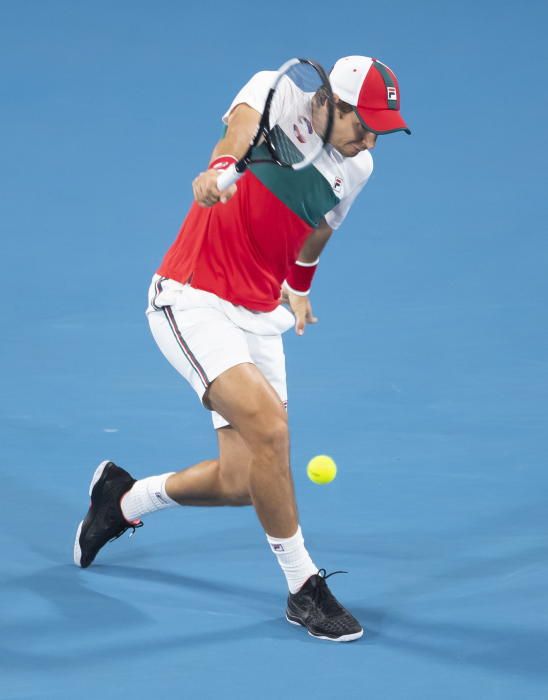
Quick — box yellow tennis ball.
[307,455,337,485]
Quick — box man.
[74,55,410,642]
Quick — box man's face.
[329,97,378,157]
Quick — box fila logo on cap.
[387,86,397,103]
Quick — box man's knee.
[245,407,287,448]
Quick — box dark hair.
[335,99,354,114]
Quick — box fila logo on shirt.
[333,176,343,194]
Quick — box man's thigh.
[209,331,287,429]
[246,331,288,410]
[207,362,288,451]
[148,304,252,407]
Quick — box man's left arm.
[283,218,333,336]
[284,152,373,334]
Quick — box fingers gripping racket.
[217,58,334,191]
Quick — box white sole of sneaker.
[73,460,111,567]
[73,521,83,567]
[286,614,364,642]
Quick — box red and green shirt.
[157,70,373,312]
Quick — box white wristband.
[295,258,320,267]
[283,281,310,297]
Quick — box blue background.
[2,1,547,698]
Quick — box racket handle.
[217,163,243,191]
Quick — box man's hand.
[281,286,318,336]
[193,104,260,208]
[192,169,237,207]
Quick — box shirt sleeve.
[222,71,277,124]
[324,152,374,230]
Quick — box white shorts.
[146,275,294,429]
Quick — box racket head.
[252,58,334,171]
[219,58,334,192]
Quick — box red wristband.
[285,259,319,296]
[209,155,238,171]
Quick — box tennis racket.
[217,57,334,191]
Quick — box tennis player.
[74,56,410,642]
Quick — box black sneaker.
[286,569,363,642]
[73,460,142,568]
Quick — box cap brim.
[355,107,411,135]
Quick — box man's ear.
[332,94,345,118]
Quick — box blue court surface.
[2,2,548,698]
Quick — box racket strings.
[267,61,333,167]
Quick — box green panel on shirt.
[249,130,340,227]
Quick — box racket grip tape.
[217,163,243,191]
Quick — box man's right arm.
[192,103,260,207]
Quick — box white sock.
[266,526,318,594]
[120,472,178,522]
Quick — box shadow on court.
[359,608,548,679]
[2,552,548,681]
